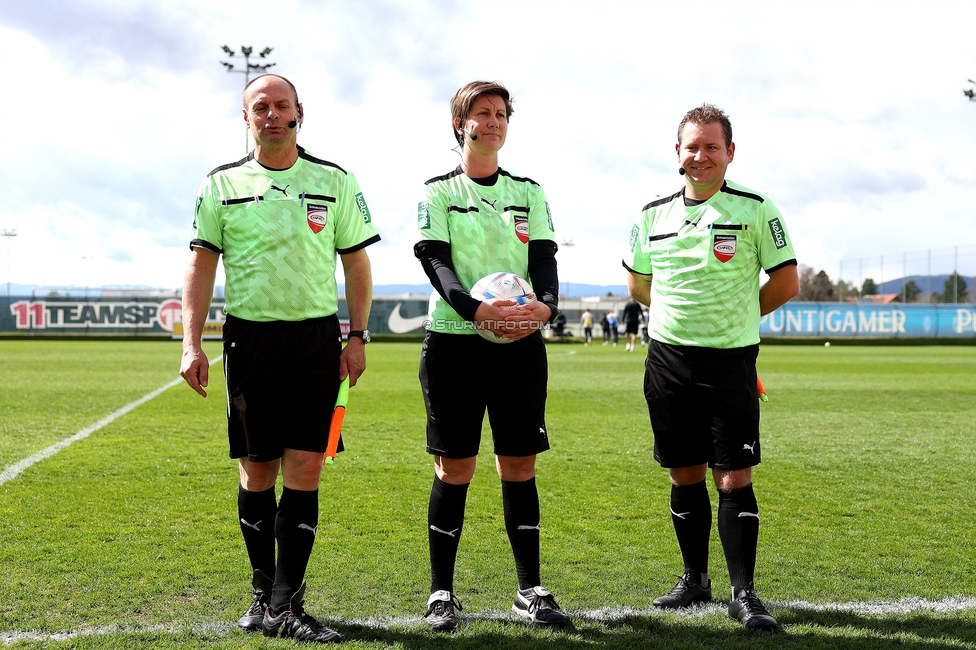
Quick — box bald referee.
[623,104,798,631]
[180,73,379,644]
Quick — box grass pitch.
[0,340,974,649]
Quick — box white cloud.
[1,0,975,291]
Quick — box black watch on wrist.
[348,329,370,343]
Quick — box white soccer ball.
[824,341,831,347]
[469,272,536,344]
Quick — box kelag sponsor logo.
[355,192,372,223]
[768,218,787,249]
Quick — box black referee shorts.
[419,331,550,459]
[643,339,761,471]
[223,313,342,463]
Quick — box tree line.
[794,265,970,304]
[797,83,970,304]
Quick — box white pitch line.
[0,623,231,645]
[0,357,221,487]
[3,596,974,643]
[572,595,976,621]
[773,595,976,616]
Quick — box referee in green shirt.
[180,73,379,644]
[414,80,567,632]
[624,104,798,631]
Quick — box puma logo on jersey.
[271,184,290,197]
[298,523,317,536]
[481,198,497,209]
[430,525,460,538]
[743,441,757,454]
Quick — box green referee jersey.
[418,167,555,334]
[191,146,380,322]
[623,180,796,348]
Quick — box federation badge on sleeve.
[307,204,329,234]
[514,214,529,244]
[713,234,736,263]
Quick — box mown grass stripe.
[0,356,220,487]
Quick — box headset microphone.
[678,167,686,176]
[288,120,298,129]
[457,128,477,141]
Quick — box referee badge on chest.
[713,234,736,263]
[514,214,529,244]
[307,204,329,234]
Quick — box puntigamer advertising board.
[2,296,974,339]
[760,302,976,338]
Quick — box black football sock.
[717,484,760,595]
[238,484,277,580]
[670,480,712,585]
[428,475,469,594]
[502,477,541,589]
[269,487,319,613]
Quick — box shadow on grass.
[329,606,976,650]
[4,608,972,650]
[777,607,976,646]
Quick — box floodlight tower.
[220,45,277,153]
[2,229,16,301]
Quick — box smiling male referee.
[180,73,379,645]
[623,104,798,631]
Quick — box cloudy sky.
[2,0,974,292]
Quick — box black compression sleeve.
[527,240,559,324]
[414,240,482,322]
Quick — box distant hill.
[2,283,104,298]
[6,276,970,301]
[875,275,974,296]
[366,284,433,296]
[353,283,631,298]
[3,282,628,299]
[558,283,629,298]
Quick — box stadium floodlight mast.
[220,45,277,153]
[2,229,16,302]
[560,238,575,298]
